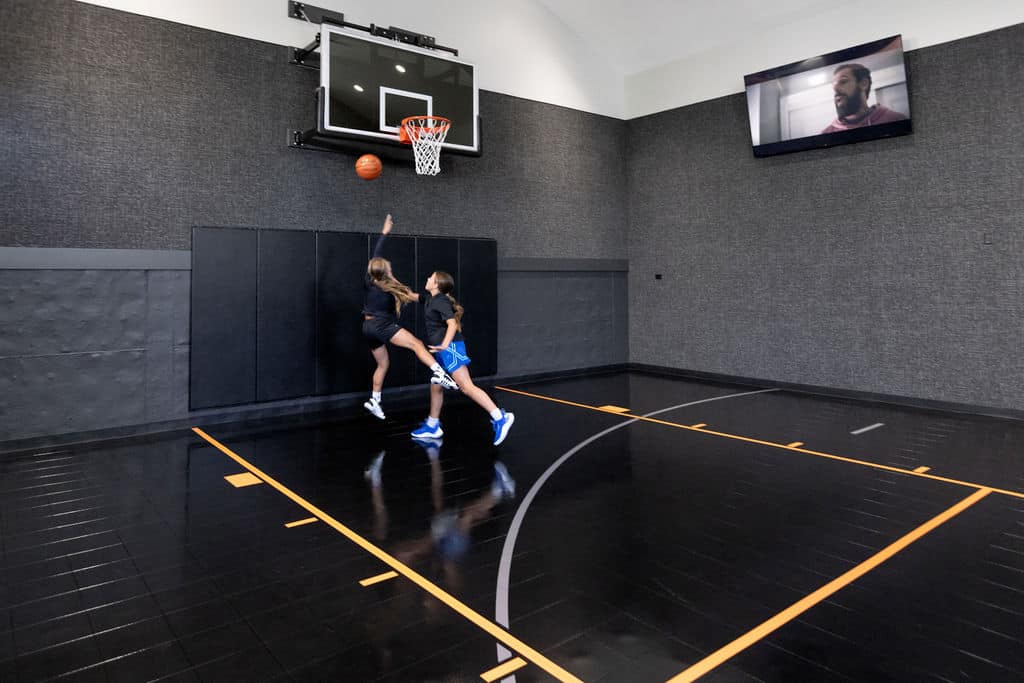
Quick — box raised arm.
[371,214,393,258]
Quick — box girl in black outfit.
[362,215,458,420]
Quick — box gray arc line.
[851,422,884,435]
[492,387,779,673]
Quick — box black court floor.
[2,372,1023,682]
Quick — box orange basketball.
[355,154,382,180]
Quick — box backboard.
[319,25,479,154]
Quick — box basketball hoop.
[399,115,451,175]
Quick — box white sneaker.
[363,397,385,420]
[364,451,385,487]
[430,369,459,391]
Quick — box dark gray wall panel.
[190,228,257,409]
[144,270,190,423]
[0,270,146,356]
[257,230,316,401]
[316,232,370,395]
[627,23,1024,411]
[498,271,628,376]
[0,351,146,442]
[459,240,499,377]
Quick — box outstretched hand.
[428,344,448,353]
[382,214,393,235]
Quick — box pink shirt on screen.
[822,105,908,133]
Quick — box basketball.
[355,154,382,180]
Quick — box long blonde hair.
[368,257,416,315]
[432,271,464,330]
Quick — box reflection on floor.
[1,372,1022,681]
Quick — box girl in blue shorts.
[410,271,515,446]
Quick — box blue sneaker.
[411,420,444,439]
[412,436,443,460]
[492,462,516,499]
[491,410,515,446]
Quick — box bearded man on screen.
[822,63,907,132]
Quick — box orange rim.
[399,115,451,143]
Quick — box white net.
[401,116,451,175]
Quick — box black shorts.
[362,316,402,349]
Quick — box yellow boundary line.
[481,656,528,681]
[191,427,582,683]
[359,570,399,586]
[665,487,992,682]
[495,386,1024,500]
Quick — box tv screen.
[744,35,911,157]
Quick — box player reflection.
[360,438,516,674]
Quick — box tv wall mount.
[288,1,459,69]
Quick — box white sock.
[372,392,381,402]
[426,416,439,427]
[430,363,443,374]
[489,408,503,421]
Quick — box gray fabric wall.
[627,24,1024,412]
[0,0,628,443]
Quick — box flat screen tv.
[744,35,911,157]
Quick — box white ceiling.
[535,0,846,75]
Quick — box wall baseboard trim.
[628,363,1024,422]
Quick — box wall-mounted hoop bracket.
[287,1,460,60]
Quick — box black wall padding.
[458,239,499,377]
[316,232,370,395]
[257,230,316,401]
[190,228,258,409]
[377,234,418,388]
[191,229,498,409]
[414,238,460,383]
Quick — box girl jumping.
[362,215,458,420]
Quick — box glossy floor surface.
[2,372,1023,682]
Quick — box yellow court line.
[225,472,262,487]
[691,423,707,429]
[495,386,1024,500]
[191,427,582,683]
[481,657,528,681]
[285,517,318,528]
[665,487,992,682]
[359,571,399,586]
[597,405,631,413]
[786,442,804,448]
[915,466,931,473]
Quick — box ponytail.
[368,257,416,315]
[445,293,464,331]
[433,271,463,331]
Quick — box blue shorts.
[435,340,471,373]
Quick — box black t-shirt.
[422,292,464,346]
[363,233,397,318]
